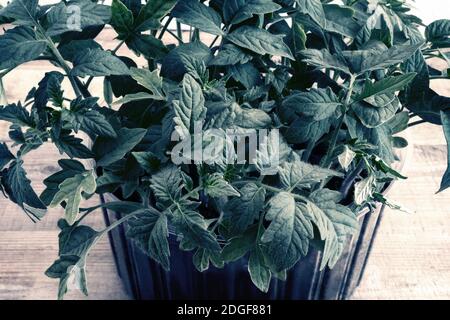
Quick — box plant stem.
[322,75,356,169]
[339,160,365,199]
[408,119,427,127]
[158,16,174,40]
[430,75,449,80]
[167,28,184,44]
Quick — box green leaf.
[353,94,400,128]
[0,0,38,26]
[357,73,417,101]
[221,226,257,262]
[41,159,86,206]
[209,44,252,66]
[261,192,314,271]
[173,74,206,138]
[223,0,281,25]
[134,0,178,32]
[93,127,147,166]
[71,48,130,77]
[306,188,359,270]
[130,67,165,99]
[278,154,342,190]
[111,0,134,40]
[357,43,423,74]
[354,175,376,206]
[58,40,102,62]
[172,0,224,36]
[0,26,46,70]
[371,156,407,179]
[131,152,160,175]
[172,208,221,252]
[45,0,111,36]
[58,221,99,256]
[127,209,170,270]
[223,183,266,235]
[323,4,360,38]
[72,109,117,138]
[45,255,85,300]
[438,110,450,193]
[283,87,342,121]
[126,34,169,60]
[115,92,164,105]
[0,143,15,170]
[151,166,183,204]
[425,19,450,43]
[0,103,34,127]
[204,173,240,198]
[338,146,356,171]
[52,130,95,159]
[34,72,65,113]
[50,170,97,225]
[1,159,47,220]
[296,0,326,27]
[248,246,271,292]
[301,49,351,75]
[227,26,294,60]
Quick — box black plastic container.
[102,193,387,300]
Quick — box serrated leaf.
[0,143,15,170]
[0,103,34,127]
[301,49,351,75]
[34,72,65,112]
[0,26,46,70]
[425,19,450,43]
[357,73,417,101]
[209,44,252,66]
[45,0,111,36]
[0,0,38,26]
[438,110,450,193]
[134,0,178,32]
[296,0,326,27]
[248,246,271,292]
[58,40,102,62]
[1,159,47,220]
[352,94,400,128]
[50,170,97,225]
[204,173,240,198]
[357,42,423,75]
[227,26,294,60]
[73,109,117,138]
[126,34,169,60]
[223,0,281,25]
[127,209,170,270]
[41,159,86,206]
[132,151,161,173]
[354,175,376,205]
[223,183,265,235]
[283,87,342,121]
[173,74,206,139]
[172,0,224,36]
[306,188,358,270]
[261,192,314,271]
[221,226,257,262]
[338,146,356,171]
[52,130,94,159]
[279,153,342,190]
[172,208,221,252]
[71,48,130,77]
[130,67,165,99]
[93,127,147,166]
[111,0,134,39]
[151,166,183,204]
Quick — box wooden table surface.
[0,26,449,300]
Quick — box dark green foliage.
[0,0,448,299]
